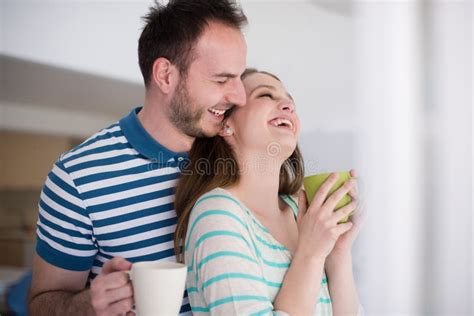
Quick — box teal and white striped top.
[184,187,333,315]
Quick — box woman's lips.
[268,116,294,131]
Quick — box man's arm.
[28,254,93,316]
[29,254,134,316]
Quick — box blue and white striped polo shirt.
[36,107,191,314]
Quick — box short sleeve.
[36,159,97,271]
[185,193,285,315]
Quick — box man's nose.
[226,79,247,107]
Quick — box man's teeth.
[270,118,293,129]
[209,108,226,116]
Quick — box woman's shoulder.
[190,187,248,218]
[187,187,251,238]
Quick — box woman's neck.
[228,151,284,215]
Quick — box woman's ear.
[150,57,178,94]
[218,125,234,137]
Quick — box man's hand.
[90,257,134,316]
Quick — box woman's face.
[222,72,300,159]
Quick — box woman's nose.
[279,99,294,112]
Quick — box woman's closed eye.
[258,92,274,99]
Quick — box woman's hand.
[295,173,358,263]
[327,169,365,263]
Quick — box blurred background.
[0,0,472,315]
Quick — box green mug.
[303,171,354,223]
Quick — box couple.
[28,0,362,315]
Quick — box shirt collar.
[119,107,188,164]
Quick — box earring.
[225,127,233,135]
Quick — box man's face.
[168,21,247,138]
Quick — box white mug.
[128,261,187,316]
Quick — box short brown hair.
[138,0,247,87]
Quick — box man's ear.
[218,125,234,137]
[150,57,178,94]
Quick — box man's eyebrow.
[214,72,239,78]
[250,84,294,101]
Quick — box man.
[28,1,248,315]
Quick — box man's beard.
[168,79,223,138]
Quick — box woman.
[174,69,363,315]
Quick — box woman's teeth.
[270,118,293,129]
[209,108,226,116]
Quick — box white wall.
[2,0,145,83]
[425,2,472,313]
[353,2,425,314]
[352,1,472,315]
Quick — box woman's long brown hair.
[173,69,305,263]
